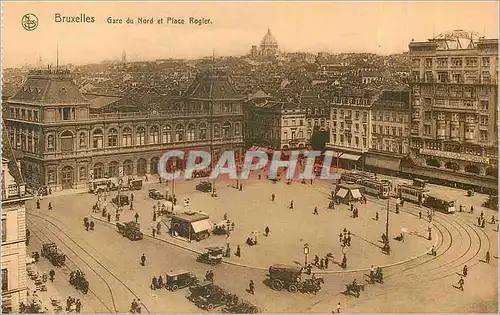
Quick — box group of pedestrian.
[151,275,164,290]
[339,228,351,247]
[205,270,214,282]
[349,203,359,218]
[130,299,141,313]
[66,296,82,313]
[477,211,487,228]
[152,221,162,237]
[312,254,331,270]
[83,217,95,231]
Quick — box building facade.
[327,91,374,169]
[2,158,30,313]
[259,28,279,57]
[4,69,245,191]
[408,31,498,188]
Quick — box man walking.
[313,207,319,215]
[265,226,270,237]
[248,280,255,295]
[135,212,139,223]
[141,254,146,266]
[458,276,464,291]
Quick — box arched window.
[150,126,159,144]
[162,125,172,143]
[199,123,207,140]
[47,135,55,150]
[92,129,103,149]
[187,124,195,141]
[108,128,118,147]
[175,124,184,142]
[108,161,119,178]
[79,166,87,180]
[60,130,74,152]
[234,122,241,136]
[136,127,146,145]
[122,127,132,146]
[123,160,134,176]
[79,132,87,148]
[137,159,147,176]
[93,162,104,179]
[213,124,220,138]
[222,122,231,138]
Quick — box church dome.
[261,28,278,47]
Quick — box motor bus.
[358,178,391,199]
[397,184,429,205]
[88,178,113,193]
[423,194,456,214]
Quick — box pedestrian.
[236,245,241,257]
[259,174,261,180]
[470,206,474,213]
[459,204,463,212]
[289,200,294,209]
[271,193,275,201]
[313,207,318,215]
[419,211,422,219]
[116,211,120,221]
[375,211,379,221]
[85,220,89,231]
[89,221,95,231]
[325,256,329,269]
[477,216,481,226]
[239,183,243,191]
[339,233,343,243]
[347,235,351,246]
[49,269,55,282]
[310,179,313,185]
[107,213,111,222]
[48,202,52,210]
[480,211,484,219]
[350,203,354,212]
[75,299,81,313]
[152,228,156,237]
[481,219,486,228]
[337,302,341,313]
[131,194,134,202]
[153,212,157,222]
[462,265,468,277]
[66,296,72,312]
[130,202,134,211]
[320,258,324,269]
[341,254,347,269]
[314,255,319,266]
[369,265,375,282]
[151,276,157,290]
[458,276,464,291]
[157,221,161,235]
[141,254,146,266]
[135,212,139,223]
[485,251,490,263]
[491,215,496,224]
[248,280,255,294]
[265,226,270,237]
[157,275,163,289]
[36,200,40,209]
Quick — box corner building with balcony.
[4,69,245,191]
[408,30,498,192]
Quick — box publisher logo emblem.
[22,14,38,31]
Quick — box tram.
[340,170,376,184]
[358,178,391,199]
[397,184,429,205]
[423,194,456,214]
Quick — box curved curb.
[91,214,439,274]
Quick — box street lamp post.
[303,243,309,267]
[383,198,390,253]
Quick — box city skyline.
[2,1,498,68]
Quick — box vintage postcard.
[1,1,498,313]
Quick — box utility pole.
[383,198,390,253]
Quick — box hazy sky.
[2,1,498,68]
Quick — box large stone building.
[326,90,375,169]
[2,155,30,312]
[408,30,498,191]
[249,28,279,57]
[4,68,245,191]
[365,90,411,174]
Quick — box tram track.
[27,211,151,313]
[27,218,115,313]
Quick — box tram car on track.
[340,171,376,184]
[397,184,429,205]
[423,194,456,214]
[358,178,391,199]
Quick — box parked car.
[112,195,130,206]
[165,270,199,291]
[196,181,212,193]
[148,189,164,200]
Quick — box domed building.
[259,28,279,57]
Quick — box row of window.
[332,122,368,135]
[422,125,488,141]
[371,140,407,154]
[9,107,39,121]
[332,109,369,121]
[46,122,241,151]
[372,125,407,137]
[413,57,491,68]
[412,71,491,84]
[331,134,368,148]
[332,97,370,105]
[372,112,409,123]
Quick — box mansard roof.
[182,69,245,100]
[9,69,89,106]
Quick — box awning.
[191,219,212,233]
[351,189,362,199]
[324,151,342,158]
[365,155,401,170]
[336,188,348,198]
[340,153,361,161]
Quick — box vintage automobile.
[165,270,199,291]
[112,195,130,206]
[149,189,164,200]
[116,221,143,241]
[187,281,216,302]
[129,179,143,191]
[197,247,224,265]
[69,270,89,294]
[192,283,228,311]
[268,264,304,293]
[41,243,66,267]
[196,181,212,193]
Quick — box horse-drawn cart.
[41,243,66,267]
